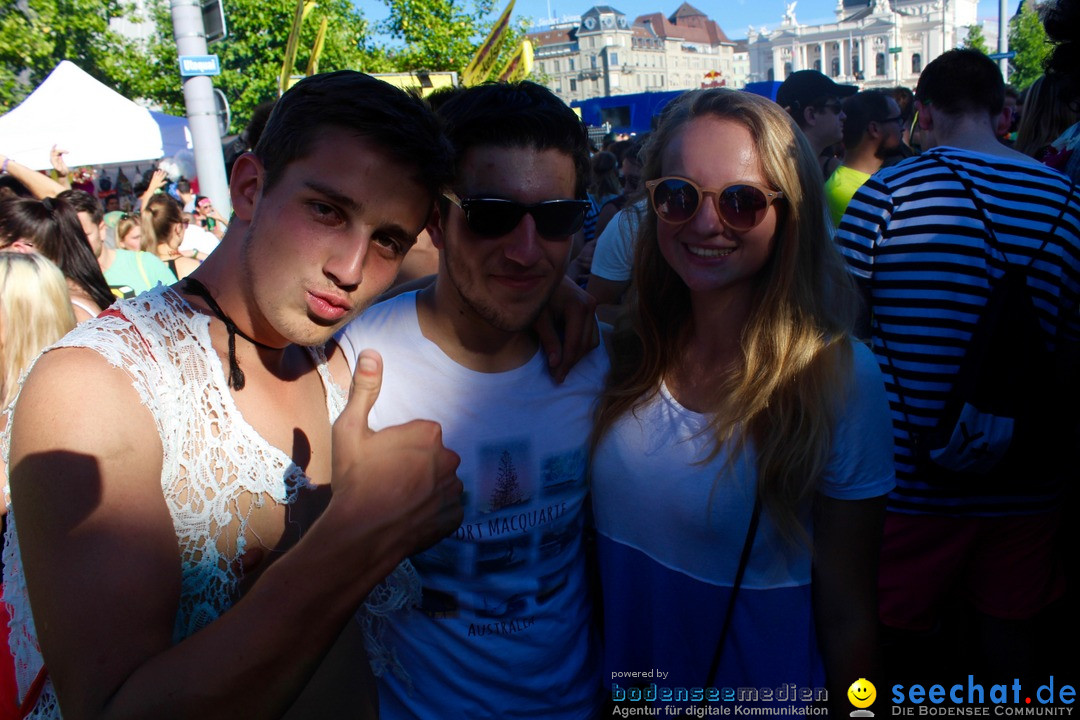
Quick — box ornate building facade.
[528,4,741,105]
[746,0,980,89]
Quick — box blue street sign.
[179,55,221,77]
[987,51,1016,60]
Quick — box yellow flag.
[279,0,316,95]
[461,0,515,86]
[497,39,533,83]
[306,16,329,76]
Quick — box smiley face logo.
[848,678,876,709]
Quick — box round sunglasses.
[646,177,784,231]
[443,192,590,239]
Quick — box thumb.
[341,349,383,438]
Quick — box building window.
[610,52,619,66]
[832,57,840,76]
[813,59,821,72]
[912,53,922,73]
[591,55,597,69]
[570,78,577,92]
[876,52,885,76]
[768,67,774,82]
[784,61,793,77]
[569,58,576,71]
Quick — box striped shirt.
[837,146,1080,516]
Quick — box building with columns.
[746,0,980,90]
[528,4,742,105]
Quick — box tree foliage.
[962,24,990,55]
[1008,0,1051,91]
[133,0,382,134]
[0,0,140,113]
[373,0,528,78]
[2,0,535,133]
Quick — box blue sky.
[362,0,1008,42]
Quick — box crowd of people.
[0,0,1077,717]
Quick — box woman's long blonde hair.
[592,88,861,544]
[0,252,77,408]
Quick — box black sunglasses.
[443,192,589,239]
[646,177,784,231]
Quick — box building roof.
[634,6,732,45]
[528,26,577,47]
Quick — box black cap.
[776,70,857,111]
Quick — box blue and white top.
[591,342,895,701]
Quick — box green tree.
[0,0,141,112]
[962,24,990,55]
[374,0,529,81]
[129,0,382,134]
[1008,0,1051,91]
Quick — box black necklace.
[181,277,280,390]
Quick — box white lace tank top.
[2,286,418,718]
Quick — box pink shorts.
[878,512,1065,631]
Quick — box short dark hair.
[58,188,104,225]
[889,86,914,121]
[431,81,591,198]
[253,71,453,197]
[841,90,893,150]
[915,49,1005,118]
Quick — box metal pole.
[998,0,1009,82]
[170,0,231,216]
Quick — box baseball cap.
[776,70,857,111]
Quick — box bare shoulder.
[9,346,166,533]
[11,346,160,465]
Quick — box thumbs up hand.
[331,350,463,558]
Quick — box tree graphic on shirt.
[489,450,525,511]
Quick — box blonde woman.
[590,89,895,711]
[142,194,199,280]
[116,213,148,252]
[1,252,77,488]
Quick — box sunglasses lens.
[462,200,524,237]
[718,185,768,230]
[532,201,587,237]
[461,199,586,238]
[652,179,700,224]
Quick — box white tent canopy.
[0,61,191,171]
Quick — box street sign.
[179,55,221,77]
[987,51,1016,60]
[888,46,902,53]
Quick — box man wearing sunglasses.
[337,81,606,719]
[776,70,856,180]
[824,90,904,227]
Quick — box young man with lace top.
[2,72,466,719]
